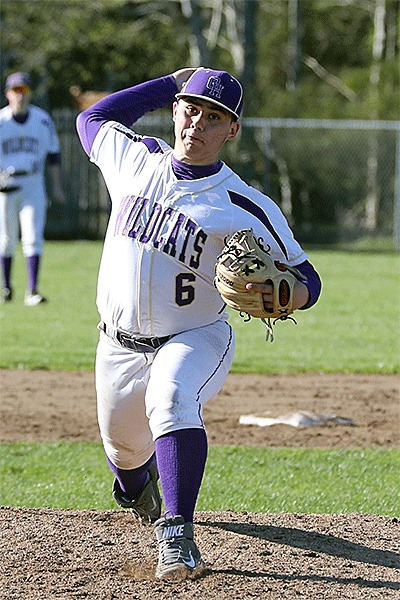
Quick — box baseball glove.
[215,229,305,341]
[0,168,28,193]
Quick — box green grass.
[1,243,399,516]
[231,251,400,373]
[0,242,399,372]
[0,242,101,370]
[0,442,398,516]
[202,446,400,516]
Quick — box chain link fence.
[47,110,400,250]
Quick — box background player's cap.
[5,72,31,90]
[176,68,243,119]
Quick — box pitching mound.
[0,507,399,599]
[1,370,399,598]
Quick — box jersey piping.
[109,123,165,155]
[227,190,289,259]
[195,321,234,425]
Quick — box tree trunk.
[233,0,258,183]
[365,0,386,231]
[286,0,302,92]
[180,0,210,65]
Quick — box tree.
[1,0,398,120]
[365,0,386,231]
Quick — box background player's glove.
[214,229,305,341]
[0,168,28,193]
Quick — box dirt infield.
[1,369,399,599]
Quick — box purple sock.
[26,254,40,292]
[155,428,208,523]
[106,453,155,499]
[1,256,12,289]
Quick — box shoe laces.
[159,538,189,564]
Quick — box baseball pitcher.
[76,67,322,580]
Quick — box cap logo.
[206,76,224,99]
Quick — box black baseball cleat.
[112,461,162,523]
[154,515,206,580]
[0,287,13,304]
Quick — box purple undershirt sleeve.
[76,75,178,156]
[294,260,322,309]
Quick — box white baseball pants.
[95,319,235,469]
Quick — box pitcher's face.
[173,98,240,166]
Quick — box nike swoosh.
[182,550,196,568]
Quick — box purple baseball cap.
[5,72,31,90]
[176,68,244,119]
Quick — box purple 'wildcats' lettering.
[127,197,149,239]
[163,213,186,258]
[190,230,207,269]
[153,207,175,249]
[114,195,148,237]
[178,219,197,263]
[114,195,207,270]
[2,137,39,155]
[140,203,163,243]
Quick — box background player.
[0,72,65,306]
[76,67,322,580]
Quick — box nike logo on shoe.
[162,524,185,538]
[182,550,196,568]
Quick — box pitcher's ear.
[227,121,240,140]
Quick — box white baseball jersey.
[0,104,60,199]
[90,120,308,338]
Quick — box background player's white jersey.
[0,104,60,198]
[91,120,308,337]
